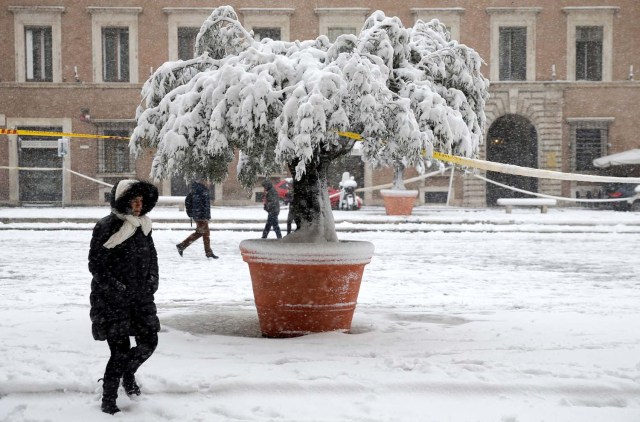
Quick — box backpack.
[185,191,194,218]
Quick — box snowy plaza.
[1,205,640,421]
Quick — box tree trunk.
[285,158,338,243]
[392,161,406,190]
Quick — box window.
[9,6,64,83]
[411,8,464,41]
[568,119,612,172]
[563,7,617,82]
[102,28,129,82]
[253,27,281,41]
[575,26,603,81]
[96,124,135,175]
[164,8,212,61]
[575,129,602,171]
[499,27,526,81]
[315,8,369,42]
[178,27,199,60]
[424,191,448,204]
[25,27,52,82]
[487,8,540,82]
[239,8,294,42]
[88,7,141,83]
[327,27,356,42]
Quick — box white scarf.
[103,210,152,249]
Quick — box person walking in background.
[176,179,219,259]
[285,184,300,235]
[88,179,161,414]
[262,179,282,239]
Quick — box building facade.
[1,0,638,206]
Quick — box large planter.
[380,189,419,216]
[239,239,375,338]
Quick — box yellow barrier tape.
[337,131,364,140]
[0,128,130,140]
[3,128,639,183]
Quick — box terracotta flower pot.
[239,239,375,338]
[380,189,418,216]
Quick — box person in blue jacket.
[176,179,219,259]
[262,179,282,239]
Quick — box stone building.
[0,0,638,206]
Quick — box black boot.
[101,398,120,415]
[99,377,120,414]
[176,244,185,257]
[123,373,141,396]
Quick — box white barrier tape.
[354,167,452,194]
[434,152,640,184]
[0,166,62,171]
[0,166,114,188]
[66,169,114,188]
[472,171,639,203]
[3,127,639,184]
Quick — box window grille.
[569,120,609,171]
[97,128,134,174]
[425,191,448,204]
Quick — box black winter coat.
[264,185,280,214]
[189,181,211,220]
[89,180,160,341]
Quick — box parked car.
[274,179,292,204]
[604,183,640,211]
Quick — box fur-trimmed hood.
[110,179,158,216]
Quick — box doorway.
[485,115,538,205]
[18,126,63,203]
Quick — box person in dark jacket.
[89,179,160,414]
[176,179,219,259]
[261,179,282,239]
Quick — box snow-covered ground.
[1,205,640,421]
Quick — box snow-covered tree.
[131,6,488,243]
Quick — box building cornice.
[411,8,465,15]
[562,7,620,15]
[486,7,542,15]
[162,7,214,15]
[86,7,142,15]
[8,6,65,14]
[314,8,370,16]
[239,8,295,15]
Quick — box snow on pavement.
[0,206,640,421]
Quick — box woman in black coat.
[89,179,160,414]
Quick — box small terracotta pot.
[380,189,418,216]
[240,239,374,338]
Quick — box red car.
[274,179,293,204]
